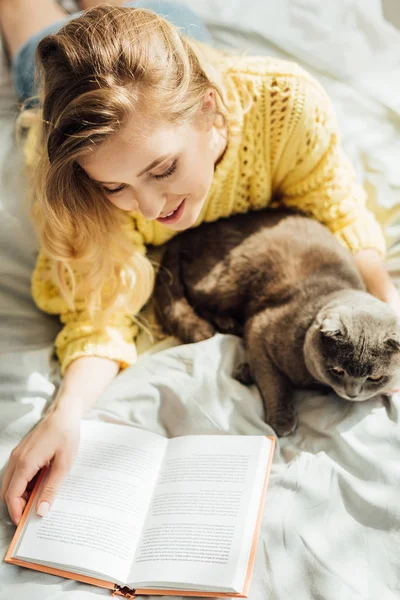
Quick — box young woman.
[1,0,398,526]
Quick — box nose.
[344,384,361,399]
[137,191,166,220]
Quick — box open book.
[5,420,275,598]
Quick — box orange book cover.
[4,435,276,598]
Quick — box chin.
[335,390,378,402]
[177,202,206,230]
[165,196,203,231]
[167,214,196,231]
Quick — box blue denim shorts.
[11,1,211,103]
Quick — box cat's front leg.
[244,315,298,437]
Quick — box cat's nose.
[344,383,361,399]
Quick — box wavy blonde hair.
[20,4,228,319]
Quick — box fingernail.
[37,501,50,517]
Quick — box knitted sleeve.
[31,224,146,375]
[273,74,386,256]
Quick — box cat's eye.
[331,367,345,376]
[368,375,385,383]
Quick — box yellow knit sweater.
[30,54,385,374]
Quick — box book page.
[15,420,168,584]
[129,435,271,591]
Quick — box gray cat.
[154,210,400,436]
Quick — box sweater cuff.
[333,216,386,257]
[57,337,137,376]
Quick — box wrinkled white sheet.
[1,1,400,599]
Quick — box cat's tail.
[154,238,216,344]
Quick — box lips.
[160,200,183,219]
[156,199,186,225]
[161,209,177,218]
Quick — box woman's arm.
[49,354,119,420]
[355,248,400,317]
[277,74,386,261]
[1,356,119,525]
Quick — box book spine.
[112,584,137,598]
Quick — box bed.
[1,1,400,598]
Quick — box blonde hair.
[20,4,228,319]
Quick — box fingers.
[0,462,16,501]
[36,453,71,517]
[4,460,38,526]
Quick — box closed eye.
[367,375,385,383]
[330,367,345,376]
[102,183,126,195]
[100,159,178,194]
[152,159,178,180]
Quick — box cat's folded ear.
[316,312,344,340]
[385,330,400,352]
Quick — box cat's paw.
[213,314,243,336]
[275,414,298,437]
[191,322,216,343]
[233,362,254,385]
[270,409,298,437]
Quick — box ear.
[385,330,400,352]
[200,89,217,130]
[201,89,216,112]
[317,312,344,340]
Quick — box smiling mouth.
[160,202,182,219]
[161,208,177,218]
[156,199,186,224]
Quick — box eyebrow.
[91,154,172,185]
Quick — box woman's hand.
[0,407,80,525]
[1,355,120,526]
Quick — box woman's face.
[80,94,226,231]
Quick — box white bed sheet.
[1,1,400,599]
